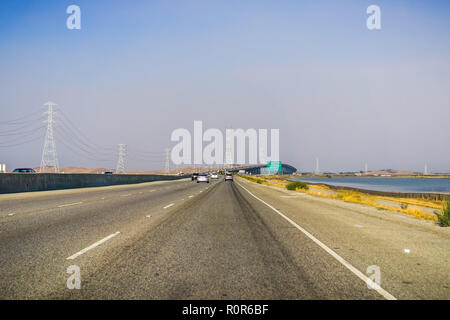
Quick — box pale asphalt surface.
[0,177,449,299]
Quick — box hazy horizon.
[1,0,449,173]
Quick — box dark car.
[191,172,199,181]
[12,168,36,173]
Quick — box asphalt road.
[0,177,449,299]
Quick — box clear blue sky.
[1,0,449,172]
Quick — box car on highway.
[191,172,199,181]
[225,172,233,181]
[12,168,36,173]
[210,172,219,179]
[197,173,209,183]
[103,171,114,174]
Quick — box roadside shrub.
[400,203,408,210]
[436,200,450,227]
[286,181,309,191]
[256,178,266,184]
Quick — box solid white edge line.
[58,202,83,208]
[163,203,174,209]
[67,231,120,260]
[235,181,397,301]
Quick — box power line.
[0,124,46,137]
[2,103,167,171]
[0,135,43,148]
[57,108,115,152]
[55,125,115,157]
[56,122,115,154]
[130,147,166,155]
[51,107,118,163]
[0,109,44,125]
[127,152,165,160]
[0,117,46,134]
[55,137,113,163]
[0,127,45,146]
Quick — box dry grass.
[375,195,442,210]
[240,175,438,221]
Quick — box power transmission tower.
[225,125,232,170]
[40,102,59,173]
[116,144,127,173]
[314,158,320,175]
[260,139,267,165]
[165,148,170,173]
[365,162,368,174]
[424,163,428,175]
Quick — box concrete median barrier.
[0,173,189,194]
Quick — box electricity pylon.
[314,158,320,175]
[225,125,232,169]
[40,102,59,173]
[116,144,127,173]
[165,148,170,173]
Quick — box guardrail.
[0,173,189,194]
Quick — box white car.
[210,172,219,179]
[197,174,209,183]
[225,173,233,181]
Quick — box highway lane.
[0,179,192,218]
[57,179,382,300]
[236,178,450,300]
[0,178,216,299]
[1,176,448,299]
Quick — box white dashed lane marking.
[57,202,83,208]
[163,203,174,209]
[67,231,121,260]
